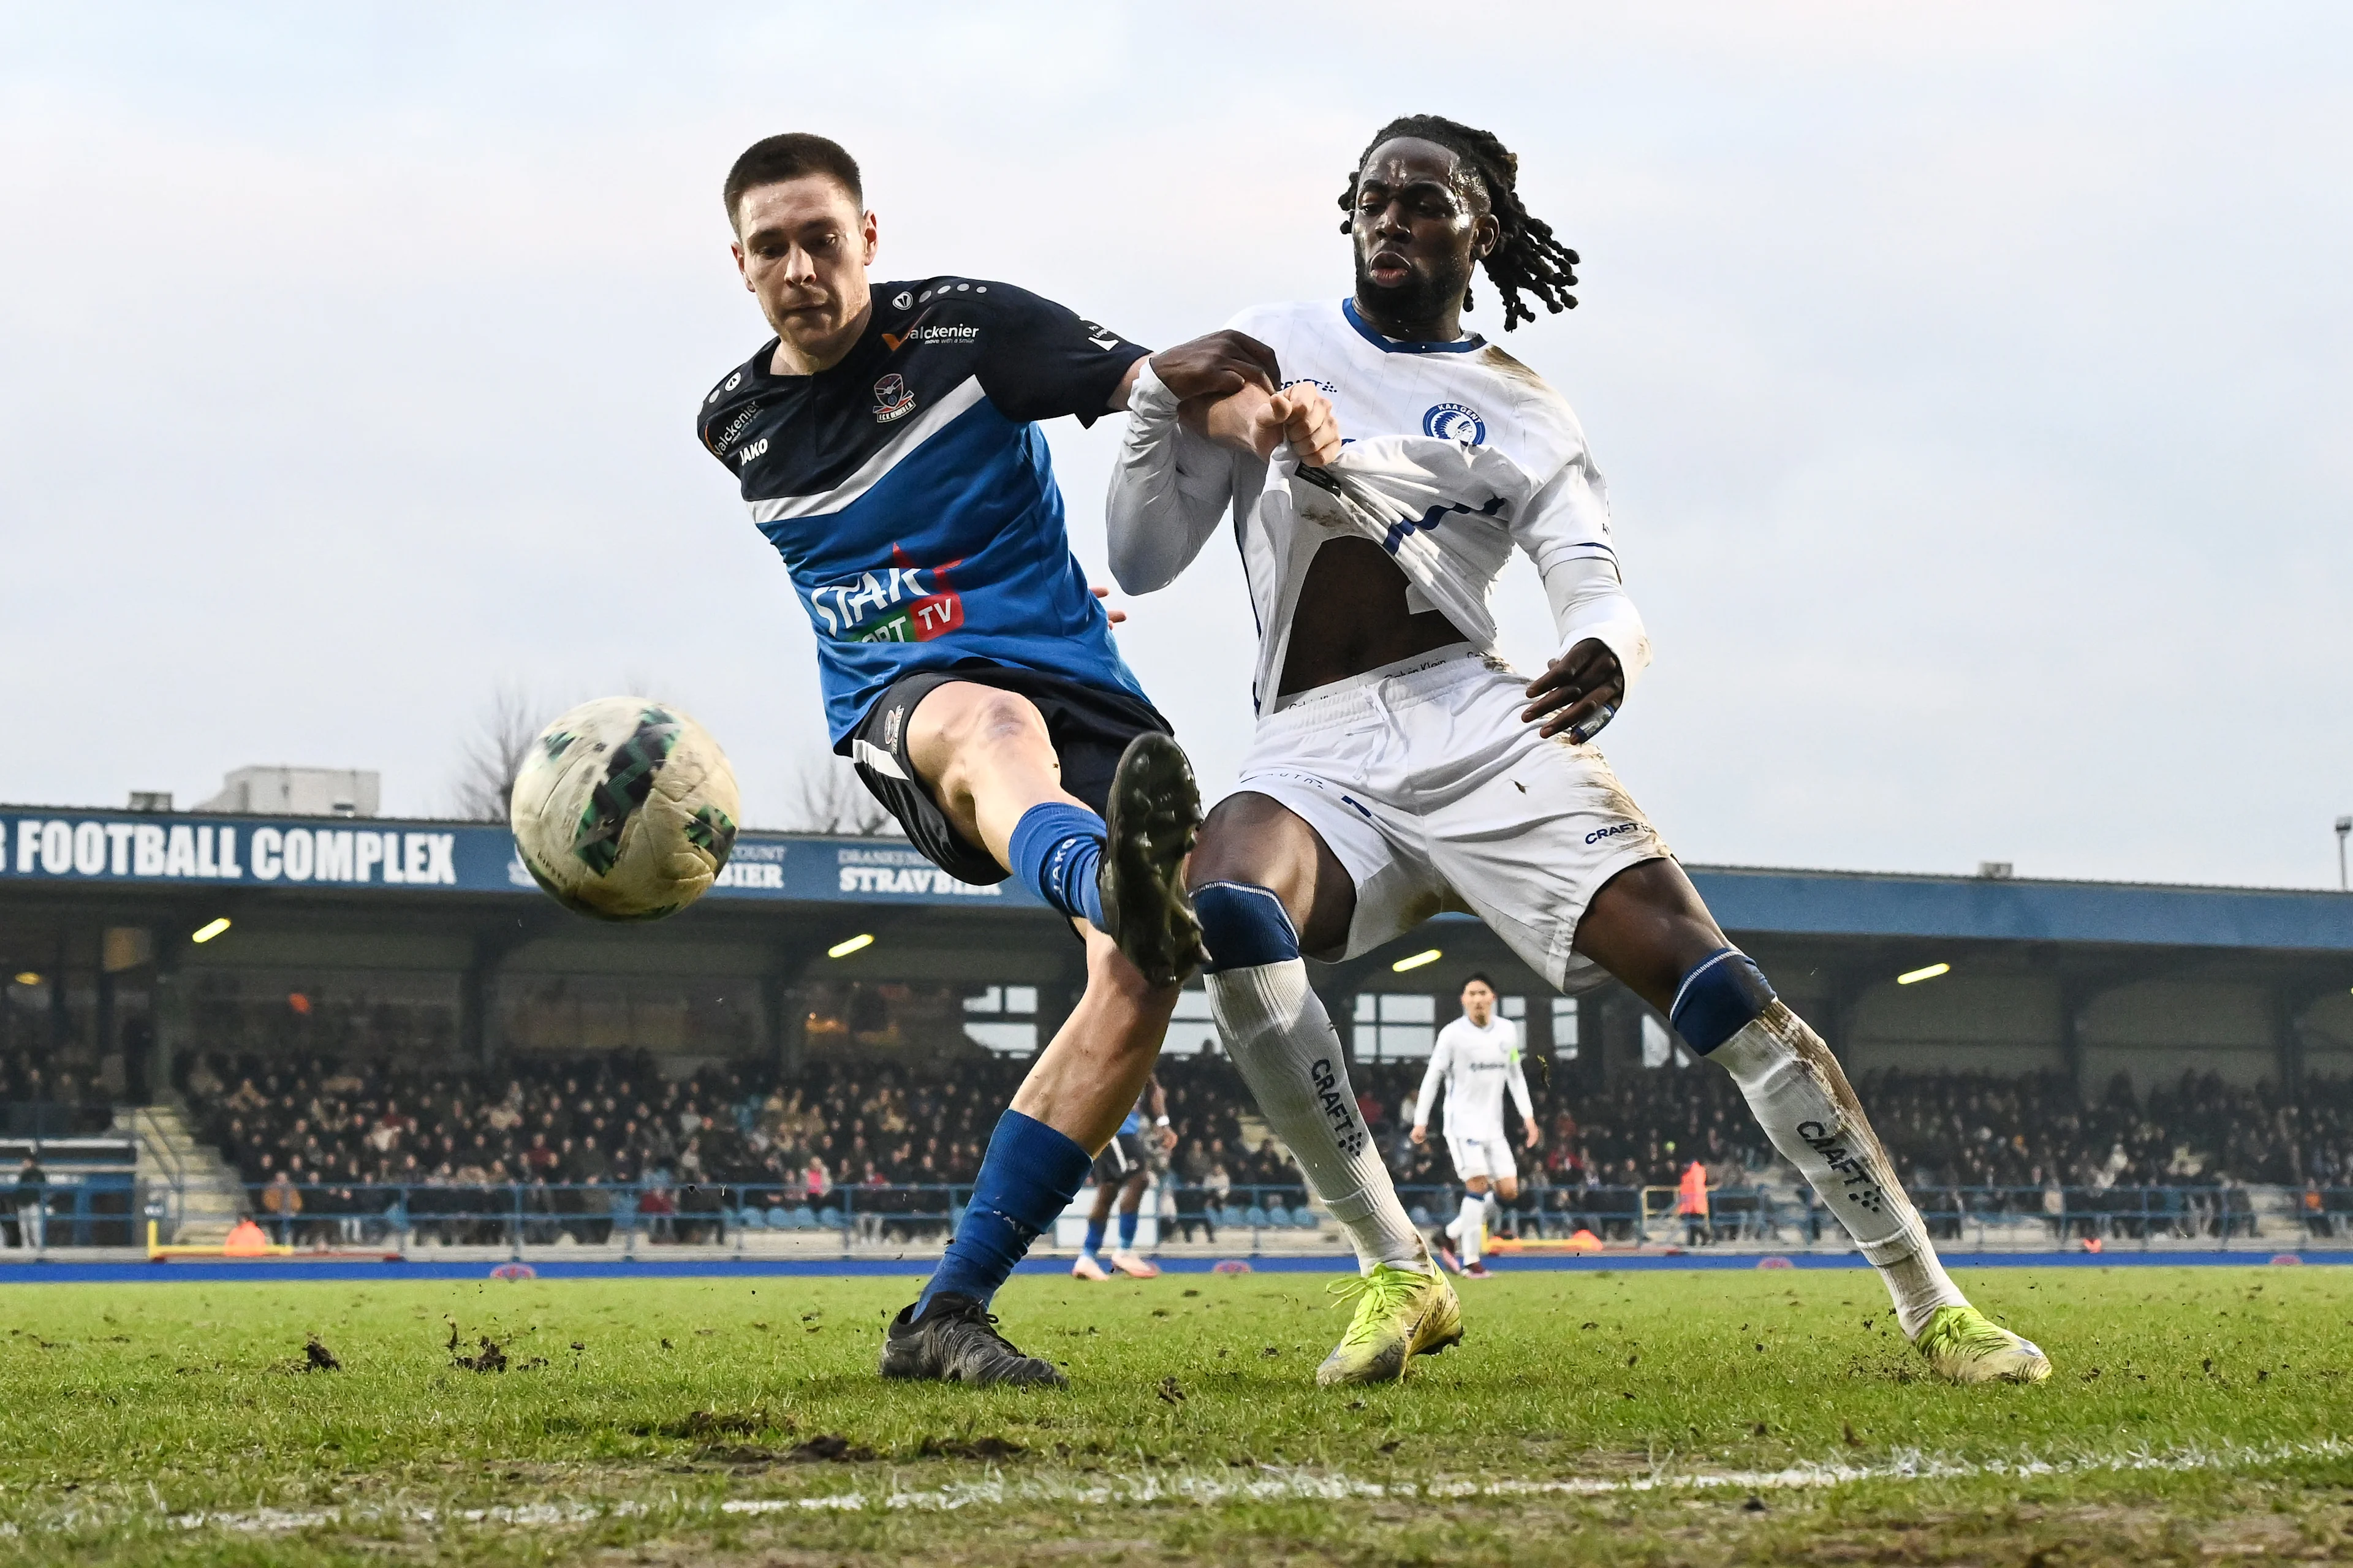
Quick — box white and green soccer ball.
[509,697,741,922]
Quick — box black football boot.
[1097,733,1203,989]
[877,1293,1067,1388]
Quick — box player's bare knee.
[919,686,1051,789]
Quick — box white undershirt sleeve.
[1105,357,1236,594]
[1414,1034,1453,1129]
[1511,452,1653,699]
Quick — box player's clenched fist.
[1262,385,1342,466]
[1186,380,1343,466]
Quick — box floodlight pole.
[2338,816,2352,892]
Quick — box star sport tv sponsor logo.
[807,544,963,644]
[873,373,917,422]
[1422,401,1487,444]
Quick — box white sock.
[1711,1002,1966,1337]
[1207,961,1426,1272]
[1457,1194,1486,1265]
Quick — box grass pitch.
[0,1265,2347,1564]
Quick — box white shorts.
[1237,645,1670,992]
[1446,1129,1519,1185]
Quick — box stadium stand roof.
[4,805,2348,952]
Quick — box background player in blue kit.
[697,134,1338,1386]
[1072,1074,1171,1281]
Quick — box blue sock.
[1083,1219,1107,1259]
[1117,1207,1139,1250]
[917,1110,1091,1316]
[1008,802,1108,932]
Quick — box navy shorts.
[845,663,1173,888]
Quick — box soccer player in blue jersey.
[697,134,1336,1386]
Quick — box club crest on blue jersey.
[873,373,917,423]
[1422,401,1487,445]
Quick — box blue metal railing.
[2,1178,2341,1257]
[189,1179,2353,1254]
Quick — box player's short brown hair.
[725,133,863,230]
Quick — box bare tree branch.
[452,684,544,822]
[779,751,902,837]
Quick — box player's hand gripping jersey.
[1104,298,1673,992]
[699,279,1151,744]
[1105,297,1650,716]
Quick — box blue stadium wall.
[2,805,2349,1097]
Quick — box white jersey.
[1106,297,1650,718]
[1414,1015,1534,1138]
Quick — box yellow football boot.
[1315,1260,1464,1387]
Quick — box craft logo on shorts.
[1422,401,1487,445]
[873,373,917,423]
[1583,820,1641,846]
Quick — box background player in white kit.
[1107,113,2051,1390]
[1411,974,1537,1279]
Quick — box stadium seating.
[153,1042,2353,1248]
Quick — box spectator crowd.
[169,1039,2353,1246]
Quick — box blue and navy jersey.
[699,278,1154,745]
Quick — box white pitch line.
[51,1436,2346,1537]
[718,1436,2353,1515]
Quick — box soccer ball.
[509,697,741,922]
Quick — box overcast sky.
[2,2,2348,890]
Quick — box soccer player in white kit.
[1107,114,2051,1390]
[1411,975,1537,1279]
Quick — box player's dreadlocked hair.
[1338,115,1579,330]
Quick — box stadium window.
[1640,1013,1674,1069]
[1351,992,1436,1061]
[1550,996,1579,1059]
[1160,985,1221,1057]
[1501,996,1526,1021]
[963,983,1039,1057]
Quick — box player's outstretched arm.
[1105,330,1336,594]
